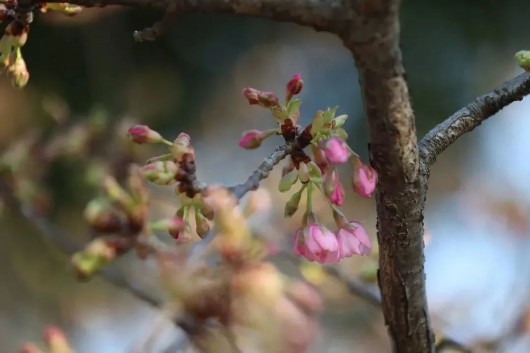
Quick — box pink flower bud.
[257,91,279,108]
[242,87,279,108]
[353,161,377,198]
[294,224,340,264]
[286,73,303,101]
[337,222,371,257]
[239,129,266,149]
[323,138,350,164]
[242,87,260,105]
[329,177,345,206]
[127,124,163,144]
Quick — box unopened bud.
[8,48,29,88]
[71,238,118,279]
[170,132,194,161]
[284,187,304,217]
[516,51,530,72]
[242,87,260,104]
[83,198,123,233]
[151,216,185,239]
[143,160,178,185]
[352,158,377,198]
[199,201,215,220]
[242,87,278,108]
[297,162,310,184]
[307,161,322,182]
[127,124,164,144]
[257,91,279,107]
[286,73,303,102]
[239,129,265,149]
[195,210,210,238]
[101,176,135,212]
[279,168,299,192]
[43,326,74,353]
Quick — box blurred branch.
[30,0,353,33]
[323,267,381,308]
[419,72,530,167]
[0,176,161,308]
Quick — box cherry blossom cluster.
[74,129,215,277]
[0,1,81,87]
[127,126,213,240]
[239,74,377,264]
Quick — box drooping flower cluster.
[0,2,82,88]
[240,74,377,264]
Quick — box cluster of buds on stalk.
[127,125,213,240]
[240,74,377,264]
[0,1,82,88]
[74,165,149,278]
[20,326,75,353]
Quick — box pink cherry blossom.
[337,222,371,257]
[323,138,349,164]
[294,224,340,264]
[353,162,377,198]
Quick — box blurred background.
[2,0,530,351]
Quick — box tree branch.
[32,0,353,33]
[228,143,292,199]
[341,1,434,352]
[419,72,530,167]
[323,267,381,308]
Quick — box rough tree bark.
[339,1,434,352]
[16,0,530,352]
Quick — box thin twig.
[323,267,381,308]
[227,144,292,199]
[419,72,530,167]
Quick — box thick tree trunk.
[341,1,434,352]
